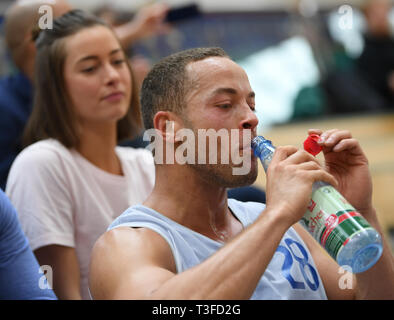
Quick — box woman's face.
[63,25,132,126]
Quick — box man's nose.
[239,105,259,132]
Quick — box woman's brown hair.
[24,9,142,148]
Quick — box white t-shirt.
[5,139,155,300]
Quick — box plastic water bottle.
[252,135,383,273]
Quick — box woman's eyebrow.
[76,49,123,64]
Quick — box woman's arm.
[34,245,82,300]
[114,3,170,49]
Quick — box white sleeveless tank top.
[108,199,327,300]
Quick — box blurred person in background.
[0,0,169,190]
[357,0,394,107]
[94,3,173,91]
[0,0,71,190]
[289,0,389,118]
[6,9,155,300]
[0,189,57,300]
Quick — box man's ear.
[153,111,184,143]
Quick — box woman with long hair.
[6,9,154,300]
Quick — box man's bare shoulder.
[89,226,177,299]
[92,226,176,269]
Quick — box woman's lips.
[102,92,125,102]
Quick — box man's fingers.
[319,129,352,147]
[272,146,298,162]
[283,149,320,166]
[332,138,359,153]
[272,147,322,167]
[297,161,322,171]
[308,128,323,136]
[305,170,338,188]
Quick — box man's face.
[180,57,259,188]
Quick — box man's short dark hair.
[140,47,229,130]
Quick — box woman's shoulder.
[116,146,154,164]
[116,146,155,183]
[10,139,74,174]
[17,139,70,160]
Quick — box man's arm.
[295,214,394,300]
[89,146,338,299]
[89,209,290,300]
[352,207,394,299]
[113,3,170,49]
[293,223,357,300]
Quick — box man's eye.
[82,66,96,73]
[217,104,231,109]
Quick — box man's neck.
[143,165,242,242]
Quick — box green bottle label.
[302,185,373,260]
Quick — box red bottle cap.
[303,134,322,156]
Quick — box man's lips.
[239,136,257,152]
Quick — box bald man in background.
[0,0,169,190]
[0,1,69,189]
